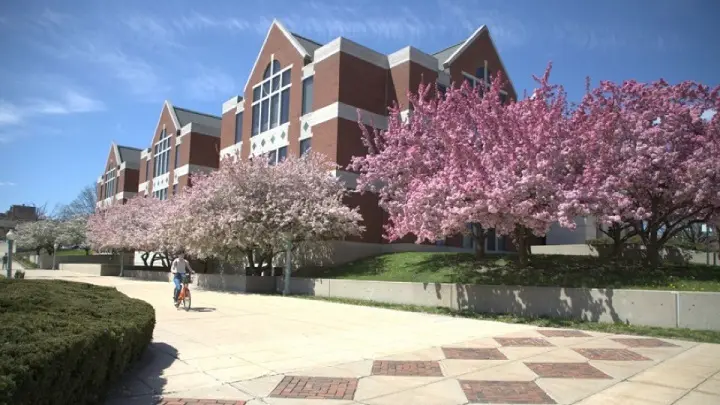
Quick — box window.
[153,129,171,176]
[104,168,116,199]
[301,76,314,115]
[486,228,497,251]
[172,184,177,196]
[153,188,168,201]
[267,146,288,166]
[437,84,447,98]
[145,159,150,181]
[174,144,180,169]
[235,112,243,144]
[463,72,508,101]
[299,138,311,157]
[251,59,291,136]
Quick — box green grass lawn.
[297,252,720,292]
[55,249,92,256]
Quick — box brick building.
[219,20,520,252]
[137,101,221,200]
[96,142,142,208]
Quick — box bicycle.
[175,273,192,311]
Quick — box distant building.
[0,204,39,238]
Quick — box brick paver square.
[270,376,358,400]
[611,338,679,348]
[371,360,443,376]
[442,347,508,360]
[160,400,246,405]
[537,329,592,338]
[525,362,612,379]
[495,337,554,347]
[574,348,651,361]
[459,380,556,404]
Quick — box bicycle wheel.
[182,289,191,311]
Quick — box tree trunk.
[646,229,661,268]
[84,248,90,256]
[470,224,486,259]
[515,225,529,267]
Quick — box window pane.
[235,112,243,143]
[253,86,261,101]
[263,63,271,79]
[300,138,311,156]
[280,89,290,124]
[475,67,486,81]
[251,104,260,136]
[302,77,314,115]
[175,145,180,168]
[500,92,508,105]
[278,146,287,162]
[272,60,281,74]
[486,228,496,251]
[173,184,177,196]
[272,76,280,92]
[262,81,270,97]
[261,99,270,132]
[268,150,277,165]
[464,76,474,88]
[269,94,279,129]
[146,160,150,180]
[282,69,291,86]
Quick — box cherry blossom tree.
[56,217,89,254]
[171,153,364,274]
[15,220,59,256]
[574,79,720,266]
[352,64,585,265]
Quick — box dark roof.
[292,33,323,56]
[173,106,221,129]
[432,42,463,70]
[117,145,142,169]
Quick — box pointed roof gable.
[243,20,315,93]
[109,142,141,170]
[438,26,515,89]
[173,106,221,129]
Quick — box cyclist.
[170,253,194,307]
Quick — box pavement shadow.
[105,342,179,405]
[186,307,216,312]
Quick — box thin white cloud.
[184,68,236,102]
[123,15,184,49]
[37,9,73,29]
[0,90,104,129]
[0,182,17,187]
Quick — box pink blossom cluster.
[86,154,363,262]
[351,64,720,256]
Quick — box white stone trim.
[118,161,127,171]
[139,181,148,193]
[111,142,122,166]
[173,164,216,184]
[249,122,290,157]
[388,46,438,71]
[115,191,136,201]
[243,20,310,94]
[302,64,314,79]
[220,143,242,159]
[235,103,245,114]
[306,102,389,129]
[178,122,220,138]
[97,176,103,184]
[332,170,359,189]
[314,38,388,69]
[152,172,170,192]
[141,148,151,160]
[222,96,242,114]
[438,71,451,87]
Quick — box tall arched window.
[252,58,291,136]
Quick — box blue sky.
[0,0,718,212]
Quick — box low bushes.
[0,279,156,405]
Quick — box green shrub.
[12,271,24,279]
[0,279,156,405]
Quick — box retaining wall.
[280,278,720,331]
[122,270,276,294]
[58,263,121,276]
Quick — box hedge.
[0,279,156,405]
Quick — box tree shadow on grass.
[105,342,178,405]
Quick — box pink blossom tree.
[352,65,585,265]
[171,153,363,274]
[574,79,720,266]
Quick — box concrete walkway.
[25,271,720,405]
